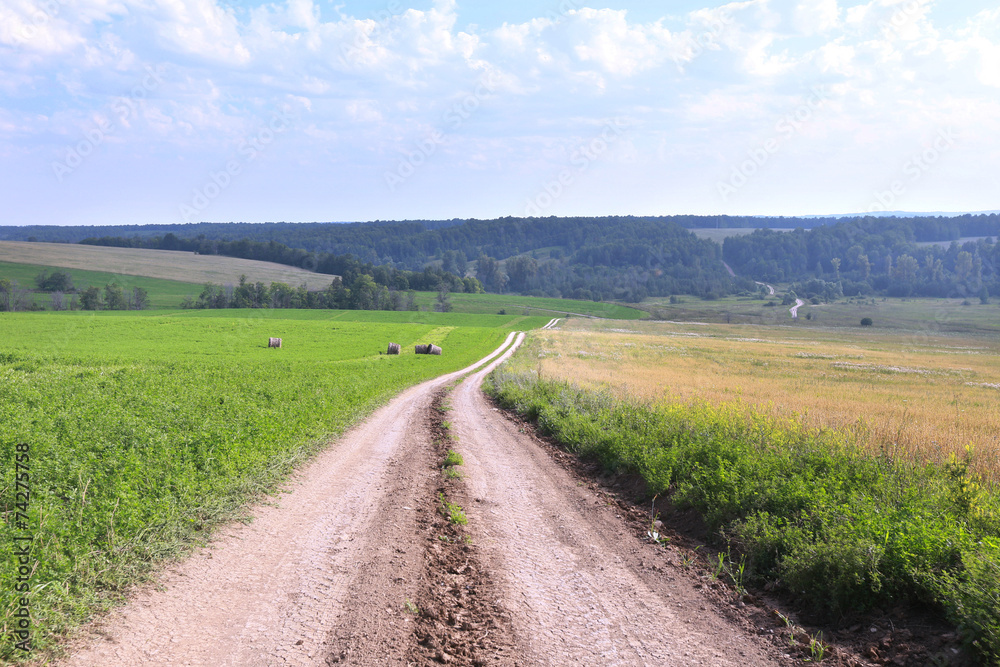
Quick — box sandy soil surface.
[58,329,788,667]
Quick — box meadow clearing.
[528,318,1000,481]
[0,309,545,660]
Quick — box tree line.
[74,217,735,301]
[7,213,998,250]
[184,274,426,311]
[7,214,1000,304]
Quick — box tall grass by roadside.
[486,363,1000,663]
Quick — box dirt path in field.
[449,339,784,666]
[59,329,785,667]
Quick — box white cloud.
[1,0,998,222]
[141,0,251,64]
[794,0,840,35]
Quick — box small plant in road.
[439,493,467,525]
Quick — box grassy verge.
[485,343,1000,662]
[0,311,517,661]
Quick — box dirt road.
[451,338,782,666]
[60,330,783,667]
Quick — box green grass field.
[0,310,535,660]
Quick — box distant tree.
[453,251,467,277]
[349,275,378,310]
[979,286,990,305]
[130,287,149,310]
[232,275,253,308]
[462,276,484,294]
[890,254,919,294]
[476,254,507,293]
[50,291,66,311]
[80,286,103,310]
[0,278,11,311]
[35,270,74,292]
[104,282,127,310]
[441,250,457,275]
[405,290,418,311]
[434,285,453,312]
[505,255,538,293]
[955,251,974,283]
[860,317,873,327]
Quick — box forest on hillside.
[3,214,998,303]
[723,218,1000,300]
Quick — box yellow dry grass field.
[0,241,332,289]
[534,318,1000,482]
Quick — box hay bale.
[268,337,282,348]
[387,342,401,355]
[428,344,442,355]
[414,344,429,354]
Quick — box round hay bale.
[387,342,401,355]
[428,344,442,355]
[268,337,282,348]
[414,344,429,354]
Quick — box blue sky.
[1,0,998,225]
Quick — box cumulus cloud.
[1,0,998,223]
